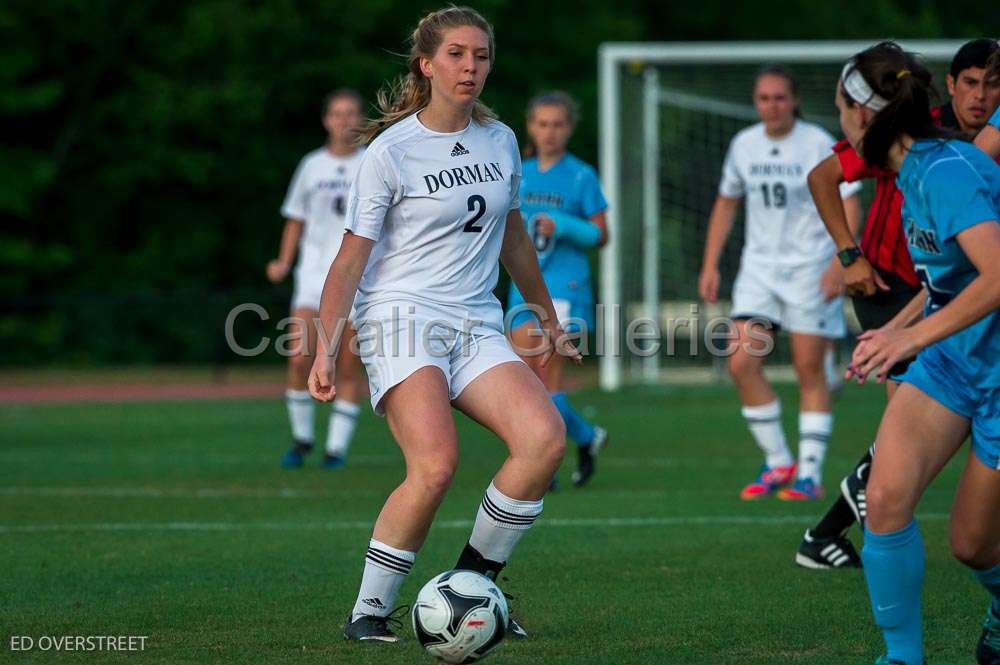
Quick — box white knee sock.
[798,411,833,483]
[468,482,544,565]
[741,400,793,469]
[326,400,360,456]
[351,539,415,621]
[285,389,314,443]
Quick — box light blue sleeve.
[925,159,998,242]
[549,210,601,248]
[990,105,1000,130]
[579,166,608,217]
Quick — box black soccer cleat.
[454,543,531,639]
[280,438,314,468]
[507,615,528,640]
[840,459,870,529]
[572,426,608,488]
[795,529,862,570]
[976,605,1000,664]
[342,606,408,643]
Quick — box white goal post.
[597,40,967,391]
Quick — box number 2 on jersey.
[464,194,486,233]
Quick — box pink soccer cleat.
[739,463,797,500]
[777,477,825,501]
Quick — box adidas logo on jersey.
[450,142,470,157]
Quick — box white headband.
[840,61,889,112]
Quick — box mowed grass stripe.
[0,512,953,534]
[0,382,985,664]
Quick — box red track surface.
[0,382,284,404]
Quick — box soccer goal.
[597,40,966,391]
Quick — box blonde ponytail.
[359,6,497,144]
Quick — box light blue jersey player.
[976,103,1000,159]
[505,92,609,488]
[836,42,1000,665]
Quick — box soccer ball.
[412,570,509,663]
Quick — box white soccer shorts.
[355,310,524,416]
[730,261,846,338]
[290,261,329,311]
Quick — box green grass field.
[0,382,985,664]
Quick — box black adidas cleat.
[795,529,862,569]
[572,426,608,488]
[342,606,408,643]
[840,460,870,529]
[455,543,530,639]
[501,590,528,640]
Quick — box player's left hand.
[820,261,845,301]
[539,324,583,367]
[845,327,922,384]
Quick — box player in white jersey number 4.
[267,90,367,470]
[306,6,579,645]
[698,66,862,503]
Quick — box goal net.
[597,40,965,390]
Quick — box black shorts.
[848,269,922,377]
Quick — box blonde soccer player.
[307,6,577,643]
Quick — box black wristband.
[837,246,863,267]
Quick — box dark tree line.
[0,0,988,363]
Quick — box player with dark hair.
[835,40,1000,665]
[267,89,367,469]
[796,38,1000,569]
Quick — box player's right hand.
[534,215,556,238]
[266,259,290,283]
[698,267,720,304]
[844,257,889,297]
[308,354,337,402]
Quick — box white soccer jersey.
[281,147,365,274]
[718,120,861,266]
[345,113,521,330]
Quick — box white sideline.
[0,513,950,535]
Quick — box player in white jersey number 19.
[305,6,580,646]
[698,66,862,503]
[266,90,367,470]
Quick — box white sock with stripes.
[741,400,793,469]
[468,482,544,565]
[798,411,833,483]
[351,539,415,621]
[326,400,360,456]
[285,389,314,443]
